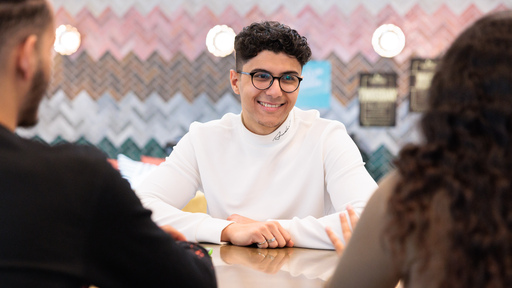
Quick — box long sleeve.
[325,172,401,288]
[136,109,378,249]
[87,161,217,287]
[136,133,233,243]
[275,124,378,249]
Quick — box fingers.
[254,226,275,249]
[325,226,345,255]
[226,214,239,222]
[268,221,291,248]
[346,205,359,230]
[255,221,291,249]
[339,212,352,243]
[325,209,358,256]
[268,224,286,248]
[286,239,294,247]
[160,225,187,241]
[256,238,269,249]
[256,232,277,249]
[278,224,293,247]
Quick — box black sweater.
[0,125,216,288]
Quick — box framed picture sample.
[409,58,438,112]
[359,73,398,127]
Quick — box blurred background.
[17,0,512,181]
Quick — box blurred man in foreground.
[0,1,216,287]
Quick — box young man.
[0,0,216,287]
[137,21,378,250]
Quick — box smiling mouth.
[258,101,284,108]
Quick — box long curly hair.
[387,11,512,287]
[234,21,311,71]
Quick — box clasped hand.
[221,207,358,252]
[163,206,358,254]
[221,214,294,248]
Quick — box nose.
[266,78,283,97]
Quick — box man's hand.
[160,225,187,241]
[222,214,294,248]
[325,206,359,256]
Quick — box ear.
[230,69,240,95]
[16,35,38,81]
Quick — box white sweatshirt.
[136,107,378,249]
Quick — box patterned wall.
[17,0,512,181]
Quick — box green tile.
[119,138,141,160]
[141,139,167,158]
[97,138,119,159]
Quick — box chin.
[17,114,39,128]
[17,98,42,128]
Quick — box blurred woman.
[326,10,512,288]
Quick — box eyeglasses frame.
[237,71,303,93]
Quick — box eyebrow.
[250,68,300,76]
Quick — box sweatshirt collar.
[239,108,295,145]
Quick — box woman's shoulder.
[364,170,401,217]
[377,170,401,197]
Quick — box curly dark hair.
[387,10,512,287]
[0,0,52,61]
[234,21,312,70]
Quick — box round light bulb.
[206,25,235,57]
[372,24,405,58]
[54,24,81,56]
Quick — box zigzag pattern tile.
[53,4,511,62]
[16,90,242,147]
[32,48,479,167]
[21,0,511,181]
[49,51,417,106]
[17,90,404,181]
[52,0,509,17]
[50,51,234,101]
[17,85,419,162]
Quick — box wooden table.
[203,244,339,288]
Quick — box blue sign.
[296,61,331,109]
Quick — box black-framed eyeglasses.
[237,71,303,93]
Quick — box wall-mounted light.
[54,24,81,56]
[371,24,405,58]
[206,25,236,57]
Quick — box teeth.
[260,102,281,108]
